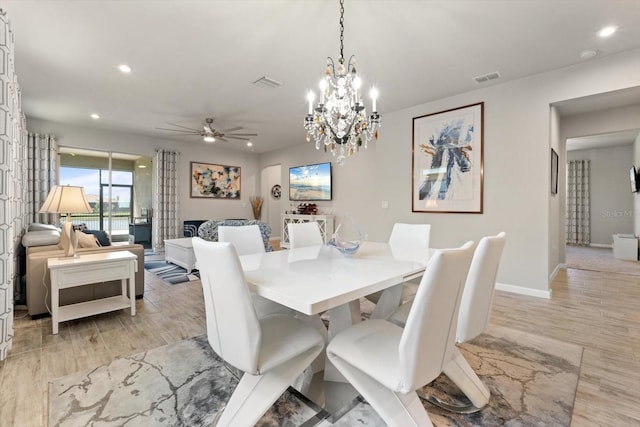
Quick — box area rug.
[49,325,582,427]
[143,260,200,284]
[566,245,640,276]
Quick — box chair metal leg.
[420,348,489,414]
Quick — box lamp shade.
[39,185,93,214]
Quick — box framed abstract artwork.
[190,162,241,199]
[551,148,558,195]
[412,102,484,213]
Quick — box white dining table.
[238,241,432,421]
[239,241,430,317]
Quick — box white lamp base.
[61,218,79,257]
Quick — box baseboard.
[549,263,565,283]
[495,282,552,299]
[590,243,612,248]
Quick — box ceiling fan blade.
[165,122,200,132]
[224,135,251,141]
[222,127,243,133]
[227,133,258,137]
[155,127,200,134]
[217,137,228,142]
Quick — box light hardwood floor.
[1,261,639,426]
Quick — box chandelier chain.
[339,0,344,62]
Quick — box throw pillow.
[77,232,99,248]
[82,230,112,247]
[28,223,60,232]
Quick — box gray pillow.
[28,223,60,232]
[22,230,60,247]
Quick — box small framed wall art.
[190,161,241,199]
[412,102,484,213]
[551,148,559,195]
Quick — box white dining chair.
[192,238,325,426]
[327,241,475,427]
[288,221,324,248]
[218,224,266,255]
[390,232,507,413]
[218,226,329,372]
[367,223,431,318]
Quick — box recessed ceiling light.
[580,49,598,60]
[90,113,100,119]
[118,64,132,73]
[598,25,617,38]
[246,142,253,147]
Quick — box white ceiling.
[3,0,640,154]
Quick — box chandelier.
[304,0,381,165]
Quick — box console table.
[48,251,137,334]
[281,214,334,249]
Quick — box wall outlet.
[381,201,389,208]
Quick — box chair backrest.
[388,223,431,251]
[457,232,507,343]
[288,221,323,248]
[398,241,474,392]
[192,238,262,374]
[218,225,266,255]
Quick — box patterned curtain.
[27,133,58,224]
[153,149,179,251]
[566,160,590,245]
[0,10,28,361]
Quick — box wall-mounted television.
[631,166,638,193]
[289,162,332,201]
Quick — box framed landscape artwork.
[190,161,241,199]
[412,102,484,213]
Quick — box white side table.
[164,237,196,273]
[47,251,137,334]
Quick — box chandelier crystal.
[304,0,381,165]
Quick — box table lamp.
[39,185,93,257]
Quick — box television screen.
[631,166,638,193]
[289,162,332,201]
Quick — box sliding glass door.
[58,148,152,242]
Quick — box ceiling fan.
[156,118,257,143]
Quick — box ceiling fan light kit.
[304,0,381,165]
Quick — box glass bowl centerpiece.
[327,213,364,256]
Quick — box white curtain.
[0,10,28,361]
[153,149,180,251]
[566,160,590,245]
[27,133,58,224]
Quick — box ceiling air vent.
[252,76,283,88]
[473,71,501,84]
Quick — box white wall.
[568,146,634,245]
[260,164,282,237]
[26,119,263,233]
[27,48,640,295]
[263,48,640,296]
[549,106,562,279]
[560,103,640,244]
[635,132,640,235]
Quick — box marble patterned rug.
[49,325,582,427]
